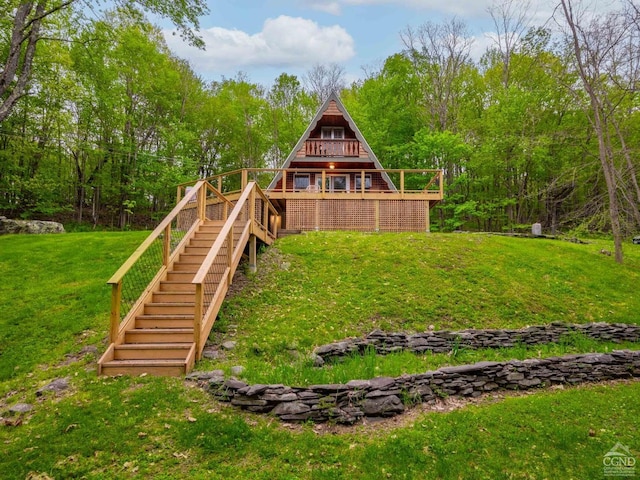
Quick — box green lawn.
[0,231,639,479]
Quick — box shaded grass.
[0,231,638,479]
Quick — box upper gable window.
[321,127,344,140]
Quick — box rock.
[369,377,396,390]
[0,217,65,235]
[202,345,222,360]
[311,353,325,367]
[8,403,33,414]
[223,379,247,390]
[222,341,236,351]
[362,395,404,417]
[36,377,70,396]
[272,402,310,416]
[230,366,245,376]
[186,370,224,381]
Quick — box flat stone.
[9,403,33,414]
[230,366,245,376]
[309,384,349,392]
[369,377,396,390]
[222,341,237,351]
[362,395,404,417]
[231,397,269,407]
[346,379,371,389]
[239,384,268,396]
[201,346,222,360]
[223,379,247,390]
[272,402,310,416]
[506,372,525,381]
[186,370,224,381]
[262,393,298,402]
[36,377,70,396]
[519,378,542,387]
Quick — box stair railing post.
[249,185,256,233]
[194,283,203,360]
[400,170,405,198]
[163,224,171,266]
[227,227,234,285]
[198,183,206,221]
[241,169,248,191]
[109,281,122,343]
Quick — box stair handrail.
[106,180,233,344]
[191,181,276,356]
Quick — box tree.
[0,0,208,124]
[304,63,346,104]
[557,0,640,263]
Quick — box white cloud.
[163,15,355,74]
[306,1,343,15]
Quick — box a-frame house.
[264,92,443,232]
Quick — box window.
[318,175,349,192]
[355,174,372,190]
[321,127,344,139]
[294,174,310,191]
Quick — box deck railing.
[305,139,359,157]
[191,181,278,358]
[180,168,444,198]
[106,180,232,343]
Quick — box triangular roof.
[267,91,396,190]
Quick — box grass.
[0,230,639,479]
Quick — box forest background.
[1,1,639,258]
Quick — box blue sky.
[158,0,592,87]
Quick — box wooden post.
[227,228,234,285]
[241,170,248,191]
[197,184,206,221]
[282,170,287,193]
[361,171,365,196]
[217,176,222,193]
[194,283,203,360]
[263,200,268,233]
[400,171,405,198]
[109,282,122,343]
[176,185,182,205]
[249,185,256,232]
[425,202,430,233]
[249,235,257,273]
[321,170,326,198]
[163,224,171,266]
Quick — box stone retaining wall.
[190,349,640,425]
[312,322,640,364]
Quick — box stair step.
[125,328,194,344]
[100,359,188,377]
[166,271,196,282]
[152,292,195,303]
[114,343,192,360]
[189,239,217,248]
[136,314,194,328]
[144,303,195,315]
[159,281,196,292]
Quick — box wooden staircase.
[98,220,243,376]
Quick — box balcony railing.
[182,168,444,201]
[305,139,359,157]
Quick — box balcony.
[305,139,359,157]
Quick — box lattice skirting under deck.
[286,199,429,232]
